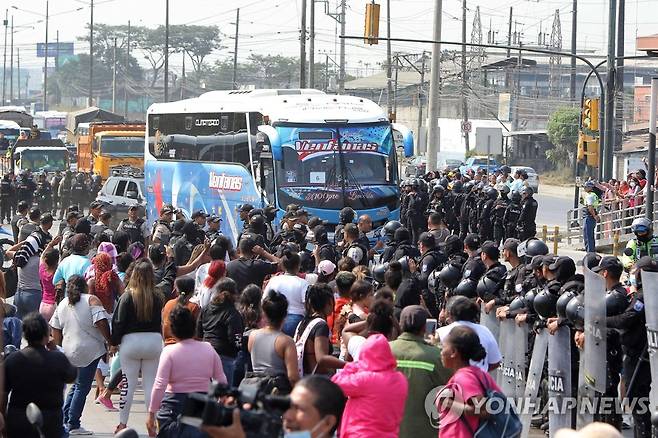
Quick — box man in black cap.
[238,204,254,231]
[461,233,486,283]
[191,209,208,228]
[86,201,103,226]
[205,215,222,242]
[334,206,355,246]
[152,206,175,245]
[389,305,451,438]
[226,235,280,292]
[117,205,148,245]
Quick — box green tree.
[546,107,580,169]
[171,25,224,74]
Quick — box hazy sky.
[5,0,658,78]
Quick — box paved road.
[535,184,575,229]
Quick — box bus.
[145,89,414,242]
[34,111,68,140]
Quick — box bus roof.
[0,120,21,129]
[148,89,389,125]
[14,146,68,153]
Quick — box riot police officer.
[406,179,426,244]
[152,206,175,245]
[416,232,447,318]
[70,173,87,212]
[492,184,511,245]
[478,186,498,242]
[621,217,658,269]
[0,173,14,223]
[461,233,486,283]
[503,190,522,240]
[517,186,538,241]
[486,238,523,313]
[205,215,222,242]
[458,182,474,240]
[380,220,403,263]
[391,227,421,261]
[476,241,507,305]
[15,171,36,207]
[334,206,356,246]
[117,205,148,245]
[35,172,53,214]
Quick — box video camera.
[181,381,290,438]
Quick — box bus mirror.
[391,123,414,158]
[257,125,282,161]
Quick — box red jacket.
[332,334,409,438]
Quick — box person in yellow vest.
[581,181,601,252]
[621,217,658,269]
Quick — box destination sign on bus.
[209,172,243,191]
[292,140,379,160]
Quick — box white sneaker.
[68,427,93,435]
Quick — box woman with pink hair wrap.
[197,260,226,308]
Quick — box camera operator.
[201,375,346,438]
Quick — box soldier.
[0,173,14,224]
[117,205,148,245]
[503,190,522,240]
[50,171,62,213]
[621,217,658,269]
[517,185,538,241]
[57,171,73,220]
[35,172,53,214]
[492,184,511,246]
[205,215,222,242]
[70,173,87,213]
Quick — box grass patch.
[542,168,574,186]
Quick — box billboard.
[36,42,74,58]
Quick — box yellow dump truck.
[77,122,145,179]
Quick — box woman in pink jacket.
[332,333,408,438]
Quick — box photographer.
[201,375,346,438]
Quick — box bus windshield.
[274,122,398,210]
[100,136,144,156]
[0,128,20,147]
[18,149,68,172]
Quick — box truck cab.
[77,122,145,179]
[11,139,69,174]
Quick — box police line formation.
[3,164,658,438]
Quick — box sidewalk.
[78,385,148,437]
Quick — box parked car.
[510,165,539,193]
[404,156,427,177]
[96,174,145,227]
[438,158,464,172]
[459,156,500,174]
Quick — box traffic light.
[582,98,600,132]
[583,134,600,168]
[364,2,381,45]
[577,132,585,162]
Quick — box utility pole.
[164,0,169,102]
[88,0,94,107]
[232,9,239,90]
[386,0,393,118]
[16,47,19,100]
[647,76,657,220]
[324,54,329,92]
[124,20,130,117]
[603,0,617,180]
[309,0,315,88]
[180,53,185,100]
[300,0,307,88]
[2,9,7,104]
[9,15,13,102]
[615,0,625,142]
[55,30,59,72]
[505,7,512,90]
[569,0,577,100]
[43,0,49,112]
[426,0,443,172]
[338,0,346,94]
[392,55,399,115]
[112,36,117,112]
[416,51,427,154]
[461,0,470,151]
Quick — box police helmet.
[339,207,356,224]
[509,191,521,203]
[556,289,579,319]
[428,270,440,294]
[525,239,549,258]
[439,263,462,289]
[565,294,585,331]
[524,289,537,312]
[630,217,652,236]
[313,225,329,243]
[439,178,450,189]
[453,278,477,298]
[382,220,403,239]
[521,185,534,197]
[605,291,628,316]
[533,289,558,319]
[476,276,499,300]
[263,205,277,223]
[484,186,499,201]
[393,227,411,243]
[509,295,528,313]
[398,256,412,273]
[372,263,388,283]
[410,178,420,189]
[451,180,463,193]
[496,183,511,196]
[441,235,463,257]
[463,181,475,194]
[418,179,428,193]
[432,184,446,196]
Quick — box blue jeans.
[14,288,42,320]
[282,314,304,338]
[63,356,101,430]
[584,215,596,252]
[232,349,252,387]
[220,355,236,387]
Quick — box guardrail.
[566,194,655,249]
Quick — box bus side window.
[260,153,275,205]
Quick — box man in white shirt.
[437,295,502,372]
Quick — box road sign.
[36,42,74,58]
[461,120,472,133]
[474,127,503,155]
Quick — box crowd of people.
[0,163,646,438]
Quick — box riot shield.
[548,326,573,436]
[641,270,658,417]
[480,303,500,342]
[577,266,607,428]
[498,319,517,396]
[520,330,549,438]
[513,322,529,397]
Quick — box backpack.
[460,368,522,438]
[294,317,324,377]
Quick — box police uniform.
[117,217,147,244]
[0,176,14,223]
[503,198,522,240]
[70,176,87,211]
[35,179,53,214]
[58,176,72,219]
[517,194,538,241]
[343,240,369,266]
[16,175,36,206]
[492,196,510,245]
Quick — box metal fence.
[566,194,654,248]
